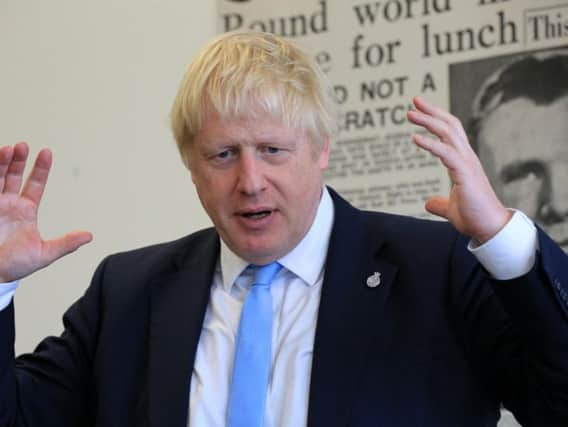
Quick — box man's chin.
[241,253,280,265]
[234,242,283,265]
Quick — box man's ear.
[318,136,330,170]
[184,150,196,183]
[188,163,197,184]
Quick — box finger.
[412,96,452,120]
[408,110,455,145]
[21,148,53,205]
[0,145,15,192]
[4,142,30,194]
[41,230,93,267]
[408,108,470,155]
[411,97,468,141]
[412,133,460,172]
[424,195,449,219]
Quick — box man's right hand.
[0,142,92,283]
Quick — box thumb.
[41,231,93,266]
[425,196,449,220]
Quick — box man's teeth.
[243,211,270,219]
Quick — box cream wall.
[1,1,217,353]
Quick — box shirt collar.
[220,187,335,291]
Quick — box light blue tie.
[227,262,282,427]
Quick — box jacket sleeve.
[0,258,109,427]
[450,229,568,426]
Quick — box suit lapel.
[146,232,219,427]
[308,191,399,427]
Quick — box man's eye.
[263,146,281,154]
[216,150,233,160]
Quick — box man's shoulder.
[98,227,219,278]
[72,228,219,315]
[363,209,455,237]
[363,210,462,252]
[329,186,464,249]
[328,191,466,267]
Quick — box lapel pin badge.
[366,272,381,288]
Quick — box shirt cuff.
[468,210,538,280]
[0,280,19,311]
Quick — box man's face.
[188,110,330,265]
[477,96,568,251]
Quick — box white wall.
[0,1,217,353]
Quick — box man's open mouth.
[240,210,272,219]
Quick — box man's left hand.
[407,96,511,243]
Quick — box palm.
[0,143,92,282]
[0,194,44,280]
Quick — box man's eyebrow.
[500,159,546,182]
[255,134,298,145]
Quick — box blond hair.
[170,31,338,168]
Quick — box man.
[0,32,567,426]
[467,50,568,253]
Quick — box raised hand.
[0,142,92,282]
[407,97,511,243]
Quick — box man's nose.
[538,165,568,224]
[236,152,266,196]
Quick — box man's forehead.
[479,96,568,164]
[200,109,300,135]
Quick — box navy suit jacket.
[1,189,568,426]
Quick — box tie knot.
[252,261,282,287]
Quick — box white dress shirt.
[0,188,538,427]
